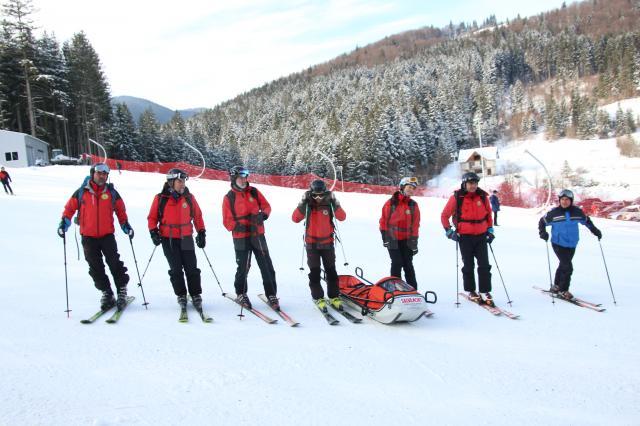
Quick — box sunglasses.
[94,164,110,174]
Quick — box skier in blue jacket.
[489,190,500,225]
[538,189,602,299]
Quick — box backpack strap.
[157,192,195,222]
[386,193,416,237]
[226,187,261,221]
[454,189,488,224]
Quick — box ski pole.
[455,240,460,307]
[598,240,617,305]
[200,248,225,294]
[140,245,158,284]
[128,237,149,308]
[545,240,555,305]
[73,224,80,261]
[299,234,306,271]
[488,244,512,306]
[331,204,349,266]
[62,233,71,318]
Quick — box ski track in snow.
[0,166,638,425]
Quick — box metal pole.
[525,149,553,207]
[62,234,71,317]
[128,237,149,308]
[545,240,555,305]
[598,241,617,305]
[455,240,460,307]
[488,244,512,306]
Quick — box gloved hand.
[195,229,206,248]
[380,230,389,248]
[330,192,340,209]
[445,228,459,242]
[407,237,418,255]
[259,212,269,221]
[149,229,162,246]
[592,227,602,240]
[121,221,134,239]
[57,217,71,238]
[486,227,495,244]
[539,229,549,242]
[303,190,312,202]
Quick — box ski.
[533,286,603,307]
[179,307,188,323]
[329,304,362,323]
[223,293,277,324]
[258,294,299,327]
[80,306,115,324]
[105,296,135,324]
[533,287,605,312]
[459,293,501,316]
[315,301,339,325]
[491,305,520,320]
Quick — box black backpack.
[453,189,488,225]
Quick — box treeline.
[1,0,640,185]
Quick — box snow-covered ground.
[600,96,640,119]
[1,166,638,425]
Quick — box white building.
[457,146,498,177]
[0,130,50,167]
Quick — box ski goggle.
[167,171,189,181]
[94,163,110,174]
[312,193,327,200]
[400,177,418,188]
[236,170,249,178]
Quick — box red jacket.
[222,185,271,238]
[62,180,128,238]
[441,189,493,235]
[147,188,205,238]
[0,171,10,183]
[292,192,346,246]
[378,192,420,241]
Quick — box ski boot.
[115,287,128,310]
[329,297,343,311]
[549,285,561,294]
[558,290,574,300]
[483,292,495,307]
[177,295,188,309]
[315,298,328,312]
[468,291,482,304]
[267,294,280,311]
[236,293,252,309]
[100,290,115,311]
[191,294,203,311]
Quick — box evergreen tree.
[107,103,138,160]
[137,108,161,162]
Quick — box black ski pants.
[552,243,576,291]
[233,235,277,297]
[493,211,498,226]
[307,246,338,299]
[161,236,202,297]
[387,239,417,289]
[459,234,492,293]
[2,180,13,195]
[81,234,129,293]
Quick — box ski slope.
[1,166,638,425]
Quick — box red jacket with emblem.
[292,191,346,246]
[222,185,271,238]
[378,191,420,241]
[147,187,205,238]
[61,180,128,238]
[440,189,493,235]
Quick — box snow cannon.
[337,267,437,324]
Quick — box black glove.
[486,227,495,245]
[259,212,269,221]
[121,221,134,239]
[381,230,389,248]
[539,230,549,242]
[592,228,602,240]
[445,228,459,242]
[407,237,418,255]
[195,230,206,248]
[149,229,162,246]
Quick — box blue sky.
[35,0,568,109]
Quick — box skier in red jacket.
[57,163,132,311]
[379,177,421,289]
[441,172,495,306]
[292,179,346,311]
[0,166,14,195]
[222,166,278,310]
[148,168,206,311]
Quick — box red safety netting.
[89,155,439,197]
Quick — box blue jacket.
[489,194,500,212]
[538,205,598,248]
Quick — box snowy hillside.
[1,166,638,425]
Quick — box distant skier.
[490,190,500,226]
[222,166,278,310]
[292,179,346,311]
[379,177,421,289]
[147,169,206,311]
[538,189,602,299]
[0,166,13,195]
[441,172,496,306]
[116,161,123,175]
[57,163,133,311]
